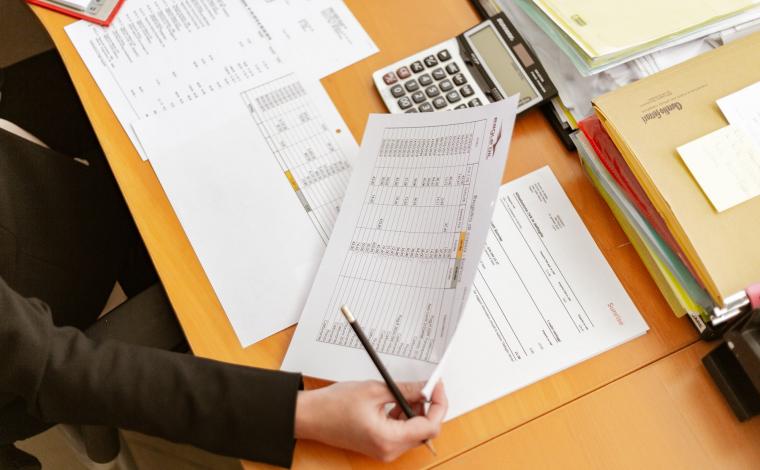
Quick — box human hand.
[294,380,447,462]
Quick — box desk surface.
[32,1,760,468]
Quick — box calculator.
[373,12,556,114]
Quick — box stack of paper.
[579,31,760,332]
[496,0,760,129]
[516,0,760,75]
[67,0,378,345]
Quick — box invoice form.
[438,166,648,419]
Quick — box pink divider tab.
[746,283,760,309]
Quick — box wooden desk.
[31,1,759,468]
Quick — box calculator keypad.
[397,66,411,79]
[375,44,488,114]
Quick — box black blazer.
[0,129,302,467]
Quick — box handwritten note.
[677,124,760,212]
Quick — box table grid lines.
[240,73,351,244]
[316,119,488,363]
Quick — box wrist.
[294,390,317,440]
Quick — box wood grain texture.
[436,341,760,470]
[30,1,753,468]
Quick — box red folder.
[27,0,124,26]
[579,115,706,289]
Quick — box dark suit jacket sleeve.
[0,277,302,467]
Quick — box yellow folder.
[593,32,760,307]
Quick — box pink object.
[746,283,760,309]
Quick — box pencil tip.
[425,439,437,456]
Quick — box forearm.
[37,331,302,466]
[0,279,302,467]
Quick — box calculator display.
[468,25,537,105]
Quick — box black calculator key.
[398,96,413,109]
[439,79,453,92]
[405,108,418,113]
[397,66,411,79]
[468,98,483,107]
[410,61,425,73]
[425,85,440,98]
[405,80,420,92]
[431,68,446,80]
[418,73,433,86]
[455,104,468,109]
[432,97,447,109]
[423,55,438,67]
[390,84,405,98]
[452,73,467,86]
[437,49,452,61]
[382,72,398,85]
[446,91,461,103]
[419,102,434,112]
[411,91,426,103]
[460,84,474,97]
[445,62,460,74]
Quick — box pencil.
[340,305,437,456]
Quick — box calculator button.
[432,96,447,109]
[425,85,440,98]
[439,79,453,92]
[398,96,413,109]
[390,84,405,98]
[411,91,426,103]
[382,72,398,85]
[431,68,446,81]
[437,49,452,61]
[405,108,418,113]
[410,61,425,73]
[452,73,467,86]
[446,91,461,103]
[455,104,468,109]
[405,80,420,92]
[419,102,434,112]
[446,62,460,74]
[423,55,438,67]
[460,84,474,97]
[418,73,433,86]
[468,98,483,107]
[397,66,411,79]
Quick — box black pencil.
[340,305,437,455]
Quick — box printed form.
[438,167,648,418]
[65,0,377,159]
[133,74,358,346]
[282,98,519,382]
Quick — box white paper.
[65,0,376,160]
[677,125,760,213]
[718,80,760,150]
[133,73,357,346]
[282,98,519,382]
[437,167,648,419]
[257,0,378,78]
